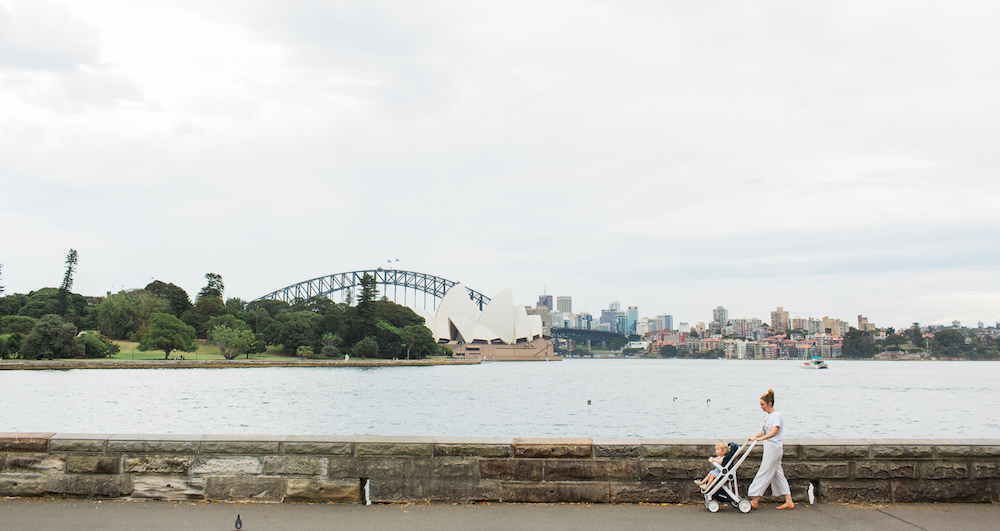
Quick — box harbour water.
[2,359,999,439]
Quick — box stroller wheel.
[707,500,720,513]
[738,499,752,513]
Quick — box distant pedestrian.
[747,388,794,510]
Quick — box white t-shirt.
[761,411,783,449]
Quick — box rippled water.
[2,359,999,438]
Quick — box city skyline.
[2,1,999,330]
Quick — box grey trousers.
[748,442,790,497]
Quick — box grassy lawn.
[111,340,292,361]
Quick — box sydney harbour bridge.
[251,269,624,344]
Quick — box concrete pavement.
[1,498,998,530]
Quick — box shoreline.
[0,358,480,370]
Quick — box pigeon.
[235,514,242,530]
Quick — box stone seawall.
[1,434,997,504]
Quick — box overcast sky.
[2,0,999,330]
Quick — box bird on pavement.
[235,514,242,530]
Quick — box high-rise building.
[661,315,674,331]
[577,312,593,330]
[627,306,639,334]
[556,296,572,313]
[538,295,553,311]
[771,307,790,334]
[712,306,728,327]
[608,301,620,312]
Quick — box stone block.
[513,438,592,459]
[285,478,361,503]
[782,461,849,479]
[205,476,286,502]
[368,476,427,502]
[969,445,1000,458]
[200,439,280,455]
[356,442,433,457]
[283,441,353,456]
[262,456,327,476]
[426,478,501,502]
[0,433,53,452]
[543,459,637,481]
[871,445,934,459]
[0,474,47,496]
[853,460,918,480]
[593,439,641,458]
[108,436,199,454]
[610,481,695,504]
[123,455,190,475]
[479,459,544,481]
[802,445,871,459]
[328,456,431,480]
[640,442,709,459]
[919,462,968,479]
[355,436,433,457]
[434,443,512,458]
[66,456,121,474]
[49,434,111,453]
[500,481,609,503]
[973,460,1000,479]
[432,457,480,480]
[892,479,994,503]
[4,453,65,473]
[130,475,205,500]
[44,474,133,498]
[191,456,263,475]
[818,479,891,503]
[637,459,704,481]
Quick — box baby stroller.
[701,439,757,513]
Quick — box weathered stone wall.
[1,433,997,504]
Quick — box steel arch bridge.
[250,270,492,310]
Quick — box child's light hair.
[715,442,728,451]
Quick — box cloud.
[0,0,140,112]
[0,0,100,71]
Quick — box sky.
[2,0,999,330]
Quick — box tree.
[77,331,120,358]
[659,344,678,358]
[19,314,83,359]
[400,325,435,359]
[933,329,967,358]
[198,273,224,300]
[97,289,170,341]
[208,324,255,359]
[1,315,37,335]
[352,336,379,358]
[57,249,78,317]
[138,313,198,359]
[182,295,229,339]
[144,280,193,317]
[277,311,321,353]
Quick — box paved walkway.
[1,499,997,531]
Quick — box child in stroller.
[699,439,758,513]
[695,442,729,489]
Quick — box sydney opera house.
[415,285,557,361]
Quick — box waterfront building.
[418,285,553,361]
[627,306,639,334]
[771,307,790,334]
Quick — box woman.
[748,388,794,510]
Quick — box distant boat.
[800,357,829,369]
